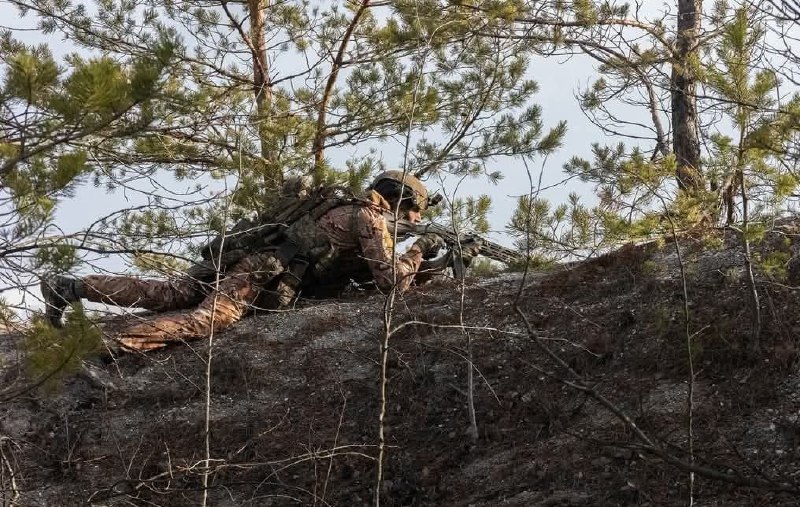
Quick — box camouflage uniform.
[315,190,423,292]
[82,190,425,351]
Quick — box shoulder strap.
[201,185,358,261]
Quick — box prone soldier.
[40,171,475,352]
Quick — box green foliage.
[573,0,598,25]
[669,190,717,226]
[691,231,722,254]
[506,254,555,272]
[5,45,59,103]
[443,194,493,235]
[754,251,790,281]
[342,156,382,194]
[132,252,190,277]
[35,244,78,273]
[703,6,800,222]
[467,257,499,277]
[365,0,567,177]
[24,306,103,393]
[507,189,621,260]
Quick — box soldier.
[40,171,452,352]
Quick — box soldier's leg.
[114,252,284,351]
[82,251,249,310]
[82,275,204,310]
[41,274,204,328]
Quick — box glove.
[419,255,450,273]
[458,238,482,258]
[412,233,446,259]
[457,238,483,267]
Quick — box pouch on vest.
[275,256,310,307]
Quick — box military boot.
[40,275,84,327]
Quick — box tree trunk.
[671,0,704,192]
[312,0,371,185]
[248,0,281,189]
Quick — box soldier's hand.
[458,238,483,267]
[419,254,450,273]
[413,233,446,259]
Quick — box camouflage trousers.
[83,252,285,351]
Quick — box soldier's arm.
[355,207,423,292]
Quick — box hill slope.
[3,225,800,506]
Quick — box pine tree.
[2,0,567,303]
[501,1,800,257]
[703,6,800,224]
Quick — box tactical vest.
[202,188,338,259]
[193,181,368,303]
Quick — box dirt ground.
[3,225,800,506]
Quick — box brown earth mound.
[3,225,800,506]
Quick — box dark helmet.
[369,170,431,211]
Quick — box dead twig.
[0,436,21,506]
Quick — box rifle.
[384,214,524,279]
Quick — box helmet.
[370,170,430,211]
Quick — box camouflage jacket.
[315,190,424,293]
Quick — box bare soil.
[3,225,800,506]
